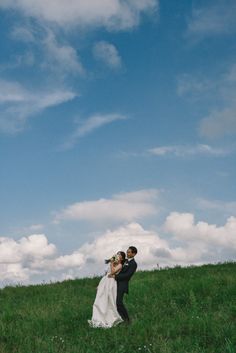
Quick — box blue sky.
[0,0,236,286]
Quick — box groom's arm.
[115,262,137,282]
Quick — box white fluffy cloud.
[62,113,127,149]
[148,144,228,157]
[187,0,236,38]
[177,74,213,97]
[1,212,236,287]
[75,222,171,277]
[42,31,85,76]
[0,234,56,285]
[9,26,84,78]
[0,51,35,71]
[0,233,86,287]
[0,0,158,30]
[178,62,236,139]
[198,63,236,137]
[1,223,165,285]
[93,41,122,69]
[0,234,56,264]
[10,26,35,42]
[0,2,157,137]
[53,189,159,224]
[196,198,236,216]
[25,224,45,232]
[0,79,77,133]
[0,223,170,286]
[164,212,236,258]
[199,107,236,139]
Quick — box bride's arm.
[110,263,122,275]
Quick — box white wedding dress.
[88,271,123,328]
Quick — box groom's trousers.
[116,288,129,322]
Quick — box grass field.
[0,262,235,353]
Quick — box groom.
[109,246,138,324]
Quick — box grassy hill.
[0,262,235,353]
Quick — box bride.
[88,251,126,328]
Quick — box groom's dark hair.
[129,246,137,254]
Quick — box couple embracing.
[88,246,138,328]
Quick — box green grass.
[0,262,235,353]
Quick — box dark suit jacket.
[115,258,137,294]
